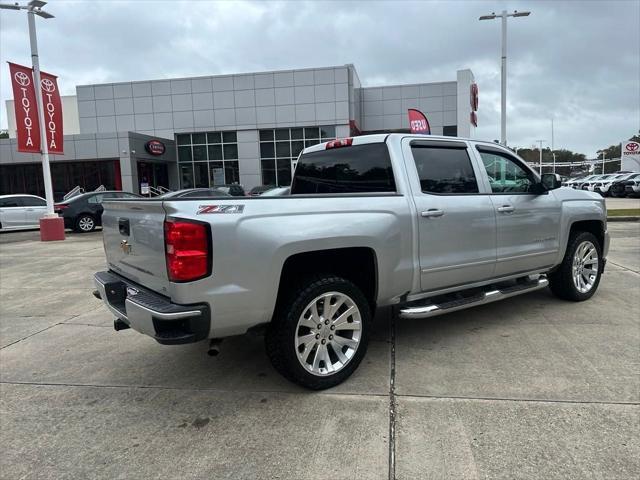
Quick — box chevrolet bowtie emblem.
[120,239,132,254]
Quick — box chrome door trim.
[421,257,496,274]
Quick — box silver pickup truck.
[94,134,609,389]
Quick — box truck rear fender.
[274,247,378,318]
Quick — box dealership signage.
[621,140,640,171]
[8,62,64,154]
[145,139,166,155]
[40,72,64,154]
[8,63,40,153]
[622,141,639,157]
[407,109,431,134]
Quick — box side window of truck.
[291,143,396,194]
[478,150,535,193]
[411,145,479,194]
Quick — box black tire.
[75,214,96,233]
[266,275,371,390]
[548,231,603,301]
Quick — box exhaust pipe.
[114,319,131,331]
[207,338,223,356]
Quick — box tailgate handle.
[118,218,130,236]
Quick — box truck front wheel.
[266,275,371,390]
[548,231,603,301]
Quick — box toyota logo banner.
[39,71,64,154]
[7,62,64,154]
[8,62,41,153]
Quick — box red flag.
[408,109,431,135]
[40,71,64,154]
[8,62,41,153]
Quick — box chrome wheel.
[295,291,362,377]
[78,216,94,232]
[572,240,599,293]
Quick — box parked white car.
[563,175,596,189]
[590,174,626,196]
[0,194,48,231]
[580,175,609,192]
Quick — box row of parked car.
[0,184,290,232]
[562,172,640,197]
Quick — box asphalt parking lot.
[1,223,638,479]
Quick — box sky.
[0,0,638,157]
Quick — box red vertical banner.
[40,71,64,154]
[8,62,41,153]
[408,109,431,134]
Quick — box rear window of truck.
[290,143,396,194]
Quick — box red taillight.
[326,137,353,149]
[164,219,211,282]
[54,203,68,210]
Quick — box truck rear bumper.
[94,270,210,345]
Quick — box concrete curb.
[607,216,640,222]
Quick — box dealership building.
[1,64,476,197]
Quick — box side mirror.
[541,173,562,191]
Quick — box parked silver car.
[0,194,48,231]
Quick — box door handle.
[25,208,34,211]
[421,209,445,218]
[497,205,515,213]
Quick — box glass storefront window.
[193,145,208,161]
[208,144,223,161]
[225,161,240,184]
[259,130,273,141]
[194,162,209,188]
[276,141,291,158]
[261,160,276,186]
[192,133,207,144]
[180,164,194,188]
[222,131,237,143]
[223,144,238,160]
[258,125,337,187]
[304,127,320,139]
[176,134,191,145]
[209,161,225,185]
[260,142,274,158]
[275,129,289,141]
[207,132,222,144]
[320,125,336,139]
[176,130,239,187]
[178,146,192,162]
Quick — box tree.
[0,130,8,139]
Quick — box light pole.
[551,117,557,174]
[536,139,546,175]
[0,0,56,218]
[480,10,531,146]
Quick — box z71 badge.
[197,205,245,215]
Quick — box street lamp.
[480,10,531,146]
[536,139,546,175]
[0,1,57,221]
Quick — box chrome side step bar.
[399,277,549,320]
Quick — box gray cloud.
[1,0,638,156]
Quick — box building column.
[456,69,476,139]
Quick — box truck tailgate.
[101,200,170,295]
